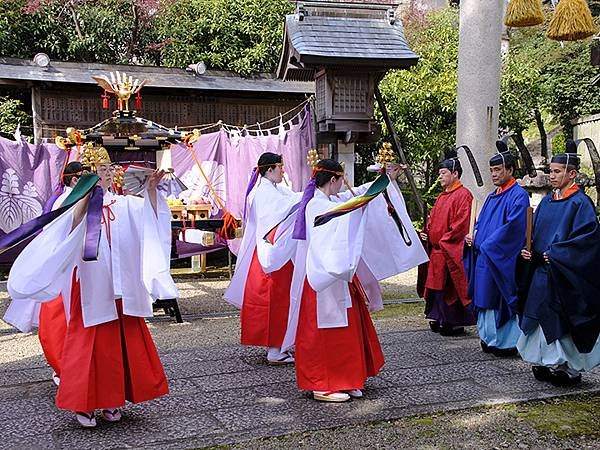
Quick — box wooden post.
[525,206,533,252]
[374,85,425,221]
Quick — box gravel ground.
[222,395,600,450]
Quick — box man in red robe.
[420,154,475,336]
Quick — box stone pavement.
[1,278,599,450]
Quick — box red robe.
[38,296,67,376]
[425,183,472,306]
[240,249,293,347]
[295,277,384,392]
[56,270,169,412]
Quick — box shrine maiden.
[285,159,428,402]
[4,148,177,427]
[224,152,302,364]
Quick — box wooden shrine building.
[0,57,314,143]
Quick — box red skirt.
[38,295,67,376]
[56,271,169,412]
[295,277,385,392]
[240,249,293,347]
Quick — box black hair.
[439,163,463,178]
[314,159,343,188]
[63,161,84,187]
[257,152,282,176]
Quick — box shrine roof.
[277,4,418,80]
[0,58,314,94]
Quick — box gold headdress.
[80,143,111,171]
[306,148,320,168]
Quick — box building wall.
[38,87,307,140]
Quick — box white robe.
[223,178,302,308]
[281,178,429,351]
[3,186,74,332]
[5,190,179,330]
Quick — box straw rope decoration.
[547,0,597,41]
[182,131,239,240]
[504,0,545,27]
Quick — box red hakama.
[295,277,385,392]
[38,295,67,376]
[240,249,294,347]
[56,271,169,412]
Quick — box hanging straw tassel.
[504,0,545,27]
[547,0,597,41]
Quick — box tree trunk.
[534,108,548,160]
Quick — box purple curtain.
[172,105,314,255]
[0,137,67,265]
[0,104,315,262]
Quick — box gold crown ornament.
[306,148,320,168]
[80,143,111,171]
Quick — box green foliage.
[552,132,566,154]
[0,0,292,74]
[501,9,600,133]
[376,8,459,191]
[0,96,32,138]
[0,0,155,64]
[155,0,292,75]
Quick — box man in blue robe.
[518,145,600,386]
[464,142,530,357]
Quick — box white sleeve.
[140,192,179,299]
[7,209,82,303]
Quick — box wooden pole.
[525,206,533,252]
[469,199,478,236]
[374,85,425,220]
[31,86,43,144]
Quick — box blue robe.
[464,182,529,345]
[517,189,600,370]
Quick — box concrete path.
[1,277,599,449]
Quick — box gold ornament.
[55,135,70,150]
[182,129,201,146]
[306,148,320,168]
[376,142,399,166]
[91,71,149,111]
[113,164,125,188]
[80,143,111,171]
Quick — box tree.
[370,7,459,192]
[0,96,33,140]
[500,8,600,153]
[155,0,293,75]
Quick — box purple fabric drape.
[0,137,67,265]
[172,105,314,255]
[0,104,315,262]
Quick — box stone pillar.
[337,141,355,187]
[455,0,505,205]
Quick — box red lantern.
[101,90,110,109]
[136,92,142,111]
